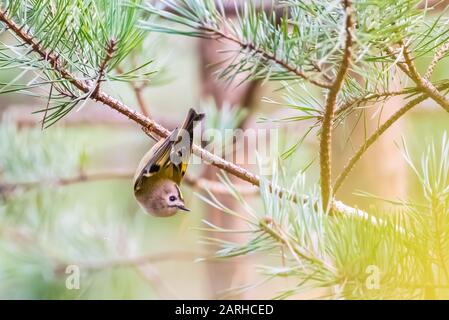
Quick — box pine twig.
[186,21,332,89]
[258,218,326,268]
[319,0,353,210]
[92,39,117,96]
[333,42,449,194]
[402,44,449,113]
[391,43,449,113]
[335,89,413,117]
[333,80,449,193]
[0,171,258,196]
[203,28,332,89]
[333,94,427,194]
[425,40,449,80]
[0,171,131,193]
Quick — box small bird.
[133,108,204,217]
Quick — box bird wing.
[133,128,182,191]
[133,108,205,192]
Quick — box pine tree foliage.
[142,1,449,139]
[0,0,154,127]
[1,0,449,299]
[198,135,449,299]
[141,0,445,99]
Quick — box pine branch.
[258,218,328,268]
[424,40,449,80]
[319,0,353,210]
[197,25,333,89]
[0,223,178,300]
[92,39,117,96]
[391,43,449,113]
[335,89,415,117]
[403,45,449,114]
[333,40,449,194]
[144,2,333,89]
[333,94,427,194]
[0,171,258,196]
[0,171,131,194]
[333,78,449,194]
[0,7,364,218]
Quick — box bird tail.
[181,108,205,134]
[170,108,204,181]
[179,108,204,146]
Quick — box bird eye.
[169,195,176,202]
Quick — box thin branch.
[391,43,449,113]
[335,89,413,117]
[93,39,117,96]
[425,40,449,80]
[195,27,333,89]
[0,7,363,217]
[132,85,149,116]
[0,171,131,193]
[320,0,353,209]
[333,42,449,194]
[333,79,449,193]
[258,218,327,268]
[333,94,427,194]
[0,170,258,196]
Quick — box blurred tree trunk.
[198,36,260,299]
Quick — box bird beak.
[177,204,190,212]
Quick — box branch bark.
[390,43,449,113]
[319,0,353,210]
